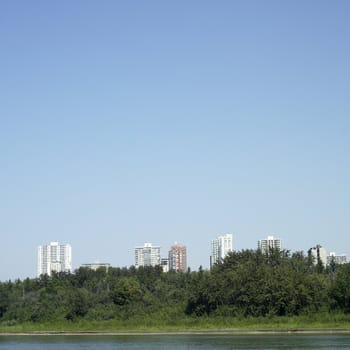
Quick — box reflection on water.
[1,334,350,350]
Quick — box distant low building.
[327,252,347,266]
[308,244,327,267]
[81,263,111,271]
[161,257,169,272]
[258,235,282,254]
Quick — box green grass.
[2,313,350,333]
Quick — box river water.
[0,334,350,349]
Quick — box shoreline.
[1,328,350,336]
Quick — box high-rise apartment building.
[134,243,161,268]
[308,244,327,267]
[210,233,233,268]
[37,242,72,277]
[168,243,187,272]
[258,235,282,254]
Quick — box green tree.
[65,288,95,320]
[330,263,350,312]
[110,277,142,306]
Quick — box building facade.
[308,244,327,267]
[37,242,72,277]
[134,243,161,268]
[168,243,187,272]
[258,235,282,254]
[161,257,169,273]
[327,252,347,265]
[210,233,233,268]
[81,263,111,271]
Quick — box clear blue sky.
[1,0,349,281]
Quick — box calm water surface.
[0,334,350,350]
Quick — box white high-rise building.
[210,233,233,268]
[134,243,161,268]
[258,235,282,254]
[37,242,72,277]
[308,244,327,267]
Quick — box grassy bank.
[2,314,350,333]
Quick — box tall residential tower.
[258,235,282,254]
[134,243,161,268]
[308,244,327,267]
[37,242,72,276]
[210,233,233,268]
[168,243,187,272]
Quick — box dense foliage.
[1,249,350,327]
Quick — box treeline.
[1,249,350,325]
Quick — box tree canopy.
[0,249,349,326]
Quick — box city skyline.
[1,1,350,281]
[35,235,348,278]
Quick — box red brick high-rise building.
[168,243,187,272]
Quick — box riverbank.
[1,328,350,335]
[2,316,350,335]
